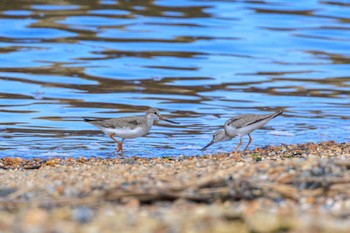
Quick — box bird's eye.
[154,112,157,114]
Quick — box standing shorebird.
[202,111,283,152]
[84,108,179,155]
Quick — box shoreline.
[0,140,350,232]
[1,140,348,163]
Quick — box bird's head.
[146,108,179,124]
[201,129,231,150]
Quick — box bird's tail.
[272,111,283,119]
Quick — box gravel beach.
[1,141,350,233]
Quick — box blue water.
[0,0,349,158]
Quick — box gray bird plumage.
[202,111,283,152]
[84,116,146,130]
[225,111,282,129]
[83,108,179,155]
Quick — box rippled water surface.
[0,0,349,158]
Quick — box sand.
[0,140,350,233]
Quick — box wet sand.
[0,141,350,233]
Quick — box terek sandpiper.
[84,108,179,155]
[202,111,283,152]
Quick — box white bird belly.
[99,126,146,139]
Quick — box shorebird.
[84,108,179,155]
[202,111,283,152]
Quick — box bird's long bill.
[159,116,180,124]
[201,141,214,151]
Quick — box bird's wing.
[225,113,276,129]
[89,116,143,130]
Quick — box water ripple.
[0,0,349,158]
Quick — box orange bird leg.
[234,137,243,152]
[230,137,243,161]
[109,133,123,154]
[244,134,252,151]
[118,139,125,155]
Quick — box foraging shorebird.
[84,108,179,155]
[202,111,283,152]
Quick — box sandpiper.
[202,111,283,152]
[84,108,179,155]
